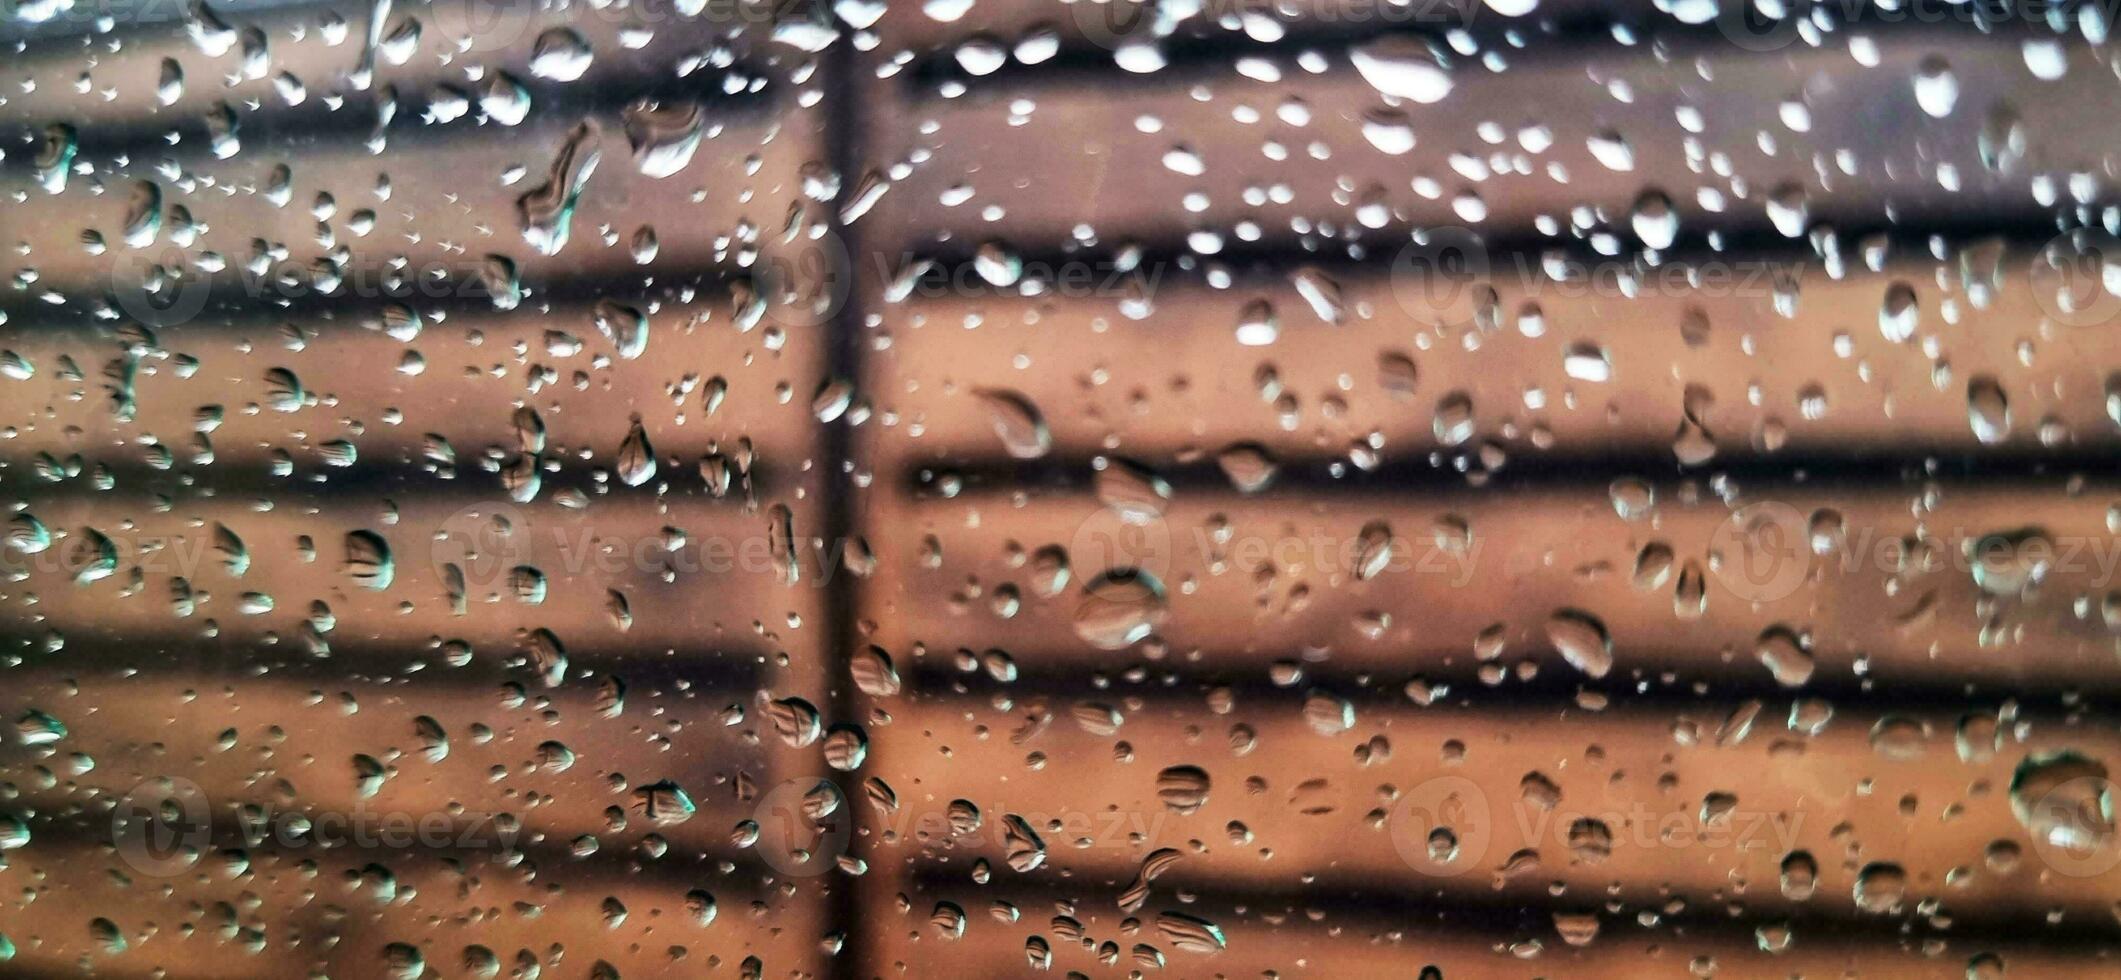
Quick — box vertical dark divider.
[819,15,868,980]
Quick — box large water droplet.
[2010,751,2114,856]
[519,120,603,255]
[974,389,1051,460]
[1545,609,1613,678]
[529,27,594,81]
[1350,38,1453,104]
[1075,569,1167,650]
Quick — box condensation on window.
[1,1,2119,977]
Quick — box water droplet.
[1754,626,1814,688]
[1779,850,1818,900]
[1967,375,2011,444]
[1157,911,1227,954]
[1852,862,1908,913]
[1216,443,1278,493]
[623,101,704,178]
[33,123,77,195]
[1563,344,1611,382]
[1350,37,1453,104]
[767,696,823,747]
[1545,609,1613,678]
[121,181,163,248]
[1587,130,1634,172]
[1291,266,1346,323]
[530,27,594,81]
[1968,527,2053,595]
[1094,458,1171,523]
[616,416,656,486]
[2010,751,2114,856]
[1235,298,1279,346]
[974,389,1051,459]
[1150,763,1212,815]
[1608,477,1654,520]
[1879,282,1918,342]
[1091,846,1171,922]
[1075,569,1167,649]
[344,530,394,590]
[1914,56,1959,117]
[851,645,901,696]
[1353,521,1395,580]
[1001,813,1047,871]
[5,514,51,555]
[1631,190,1678,249]
[519,120,603,255]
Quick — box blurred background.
[3,0,2121,976]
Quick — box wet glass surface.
[2,0,2121,976]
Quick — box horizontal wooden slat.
[859,696,2121,928]
[855,481,2121,697]
[0,841,823,978]
[862,881,2114,979]
[0,0,775,127]
[0,297,824,472]
[3,492,826,656]
[0,110,815,306]
[0,666,797,863]
[857,247,2121,472]
[8,2,2120,977]
[863,32,2115,249]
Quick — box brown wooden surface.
[4,1,2120,978]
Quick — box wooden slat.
[7,2,2121,978]
[858,248,2121,472]
[857,482,2121,696]
[859,697,2121,929]
[4,489,824,655]
[863,32,2117,249]
[0,667,784,868]
[0,298,823,472]
[0,110,812,307]
[0,842,822,978]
